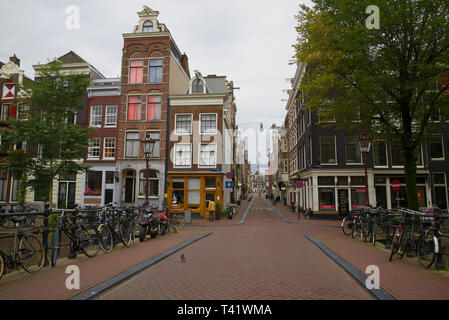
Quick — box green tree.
[0,61,93,207]
[295,0,449,209]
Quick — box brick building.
[117,6,190,207]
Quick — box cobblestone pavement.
[98,196,373,300]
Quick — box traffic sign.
[225,181,234,189]
[392,179,401,191]
[225,172,233,179]
[296,181,303,189]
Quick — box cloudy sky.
[0,0,313,170]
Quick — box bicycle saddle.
[10,216,27,224]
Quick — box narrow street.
[97,196,372,300]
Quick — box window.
[430,135,444,160]
[146,132,160,158]
[351,188,366,209]
[319,188,335,210]
[188,178,201,205]
[374,142,388,167]
[129,60,144,83]
[1,104,10,121]
[192,79,204,93]
[90,106,102,127]
[174,144,191,167]
[205,177,216,189]
[84,171,102,196]
[125,132,140,158]
[172,178,184,205]
[199,144,217,167]
[320,135,336,164]
[0,170,7,201]
[139,170,159,197]
[346,135,362,164]
[351,176,365,185]
[127,96,141,121]
[175,114,192,135]
[66,110,77,124]
[147,96,161,120]
[10,174,21,202]
[149,59,163,83]
[142,20,153,32]
[103,138,116,160]
[105,105,117,127]
[318,176,335,185]
[200,114,217,134]
[17,103,29,120]
[87,137,100,159]
[283,160,288,174]
[105,171,115,184]
[434,173,447,210]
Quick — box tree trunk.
[403,142,419,210]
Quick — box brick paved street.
[98,196,372,300]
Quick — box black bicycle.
[51,210,100,267]
[97,207,134,253]
[0,215,44,280]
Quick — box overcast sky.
[0,0,313,171]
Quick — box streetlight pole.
[359,134,372,207]
[141,133,156,207]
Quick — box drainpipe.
[164,97,171,196]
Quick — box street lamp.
[141,133,156,206]
[359,134,372,206]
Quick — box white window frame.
[89,106,102,128]
[198,143,217,168]
[87,137,101,160]
[103,137,116,160]
[17,103,29,120]
[125,132,140,159]
[430,134,445,161]
[373,141,389,168]
[1,104,10,121]
[105,105,117,128]
[345,135,363,165]
[199,113,218,135]
[320,135,337,165]
[175,114,193,135]
[174,143,192,168]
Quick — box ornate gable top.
[138,6,159,18]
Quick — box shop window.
[139,170,159,197]
[350,176,365,185]
[127,96,141,121]
[351,188,366,209]
[346,135,362,164]
[374,176,386,184]
[84,171,102,196]
[374,142,388,166]
[319,188,335,210]
[188,178,201,205]
[172,178,184,190]
[337,176,348,185]
[172,177,185,206]
[318,176,335,185]
[147,96,161,120]
[205,177,216,189]
[129,60,144,83]
[320,135,336,164]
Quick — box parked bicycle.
[0,215,44,280]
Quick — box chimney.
[9,54,20,67]
[181,53,190,78]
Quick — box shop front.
[168,174,223,218]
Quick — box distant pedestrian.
[208,200,216,222]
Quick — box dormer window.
[192,79,204,94]
[143,21,153,32]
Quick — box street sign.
[296,181,303,189]
[225,172,233,179]
[392,179,401,191]
[225,181,234,189]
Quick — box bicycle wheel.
[341,217,353,236]
[19,234,44,274]
[352,219,361,239]
[172,214,185,230]
[0,251,5,280]
[119,222,133,247]
[97,225,113,253]
[389,228,403,262]
[417,231,436,269]
[170,222,178,233]
[78,226,100,258]
[51,229,62,267]
[371,222,377,246]
[361,221,370,242]
[398,231,411,259]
